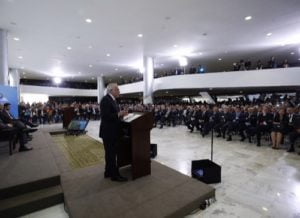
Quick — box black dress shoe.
[111,176,128,182]
[226,136,232,141]
[287,147,295,152]
[104,172,111,178]
[19,147,33,152]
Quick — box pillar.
[97,76,105,103]
[0,29,8,86]
[143,56,154,104]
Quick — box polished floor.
[23,121,300,218]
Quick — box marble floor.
[24,121,300,218]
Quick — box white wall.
[20,85,97,96]
[19,67,300,97]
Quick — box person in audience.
[282,59,289,68]
[239,60,246,71]
[245,59,252,70]
[271,107,288,149]
[256,105,273,146]
[288,114,300,153]
[268,56,277,68]
[256,60,263,70]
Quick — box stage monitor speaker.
[191,159,221,184]
[150,143,157,158]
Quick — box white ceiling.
[1,0,300,82]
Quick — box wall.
[20,67,300,97]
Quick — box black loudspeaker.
[191,159,221,184]
[150,143,157,158]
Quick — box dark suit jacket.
[0,110,14,124]
[99,94,121,140]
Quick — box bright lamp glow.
[53,77,62,84]
[177,56,188,67]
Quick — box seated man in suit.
[0,114,31,152]
[99,83,128,182]
[1,103,35,151]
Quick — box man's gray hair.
[106,83,118,93]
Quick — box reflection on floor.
[27,121,300,218]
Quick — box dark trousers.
[102,136,119,178]
[256,125,271,145]
[289,131,300,150]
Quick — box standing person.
[99,83,128,182]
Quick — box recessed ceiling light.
[85,18,92,23]
[290,52,295,55]
[21,66,24,69]
[137,34,143,38]
[22,72,26,75]
[78,72,81,74]
[23,76,26,79]
[120,76,122,78]
[161,64,164,66]
[106,53,111,57]
[89,64,93,68]
[173,44,178,48]
[67,46,72,50]
[262,207,268,212]
[298,58,300,61]
[244,16,252,21]
[115,68,118,71]
[218,58,222,61]
[88,45,93,49]
[92,77,95,80]
[18,56,23,59]
[13,37,20,41]
[266,32,272,37]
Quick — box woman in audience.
[271,107,288,149]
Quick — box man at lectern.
[99,83,128,182]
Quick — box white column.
[0,29,8,86]
[9,68,20,102]
[143,56,154,104]
[9,68,20,87]
[97,76,105,103]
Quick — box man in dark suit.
[99,83,128,182]
[0,103,32,151]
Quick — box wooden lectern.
[63,107,75,128]
[118,112,154,180]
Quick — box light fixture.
[137,34,143,38]
[92,77,95,80]
[298,58,300,61]
[22,72,26,75]
[173,44,178,48]
[13,37,20,41]
[18,56,23,59]
[106,53,111,57]
[266,32,272,37]
[89,64,93,68]
[88,45,93,49]
[21,66,24,69]
[78,72,81,74]
[290,52,295,55]
[67,46,72,50]
[53,77,62,84]
[161,64,164,66]
[177,56,188,67]
[115,68,118,71]
[85,18,92,23]
[244,16,252,21]
[262,207,268,212]
[218,58,222,61]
